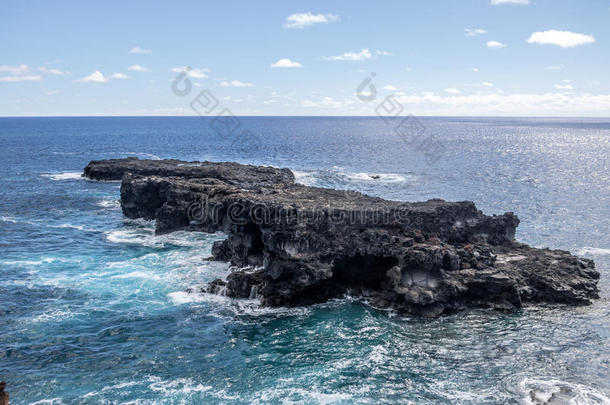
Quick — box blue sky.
[1,0,608,116]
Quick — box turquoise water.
[0,117,608,404]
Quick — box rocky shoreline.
[84,157,600,317]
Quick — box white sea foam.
[0,216,19,223]
[147,376,212,395]
[519,377,610,405]
[82,381,139,399]
[53,223,86,231]
[30,398,66,405]
[110,271,161,280]
[41,172,82,181]
[29,309,74,324]
[96,199,121,209]
[2,217,92,232]
[167,291,207,305]
[343,171,408,183]
[576,247,610,256]
[113,152,161,160]
[257,387,352,404]
[293,169,412,187]
[292,170,318,186]
[105,227,208,249]
[168,290,313,320]
[368,344,389,363]
[3,257,64,266]
[0,215,36,225]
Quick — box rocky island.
[84,157,600,317]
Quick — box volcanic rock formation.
[84,157,600,317]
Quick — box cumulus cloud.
[128,64,149,72]
[445,88,461,94]
[271,58,303,68]
[490,0,529,4]
[487,40,506,48]
[465,28,487,37]
[324,48,372,61]
[383,85,397,91]
[283,12,338,29]
[527,30,595,48]
[77,71,108,82]
[170,67,208,79]
[129,46,152,54]
[77,71,127,82]
[0,75,42,82]
[220,80,254,87]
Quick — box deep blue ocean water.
[0,116,608,404]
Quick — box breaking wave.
[40,172,83,181]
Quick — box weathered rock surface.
[84,157,600,316]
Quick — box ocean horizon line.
[1,115,610,119]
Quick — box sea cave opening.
[331,254,399,290]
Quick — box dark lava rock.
[0,381,8,405]
[84,158,600,316]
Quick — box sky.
[1,0,609,116]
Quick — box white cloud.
[324,48,372,61]
[38,67,71,76]
[129,46,152,54]
[283,12,338,29]
[487,40,506,48]
[383,85,397,91]
[482,81,494,87]
[465,28,487,37]
[77,71,108,82]
[271,58,303,68]
[392,91,610,116]
[445,88,461,94]
[0,64,30,75]
[527,30,595,48]
[220,80,254,87]
[46,90,60,96]
[170,67,208,79]
[0,75,42,82]
[376,50,392,56]
[555,84,573,90]
[77,71,127,82]
[490,0,529,4]
[300,96,354,109]
[472,68,480,72]
[547,64,566,70]
[128,64,149,72]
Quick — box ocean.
[0,116,608,404]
